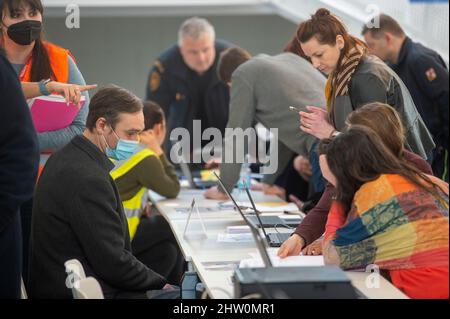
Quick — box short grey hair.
[178,17,216,47]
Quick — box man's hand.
[204,186,229,200]
[250,182,265,191]
[204,157,221,169]
[277,234,305,259]
[288,194,304,210]
[163,284,174,290]
[299,106,335,140]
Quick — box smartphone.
[289,106,301,112]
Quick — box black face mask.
[7,20,42,46]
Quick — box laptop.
[213,172,273,267]
[244,188,294,248]
[176,153,217,189]
[180,160,217,189]
[214,172,296,248]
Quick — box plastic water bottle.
[237,155,252,200]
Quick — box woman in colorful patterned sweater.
[319,125,448,299]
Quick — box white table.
[150,188,409,299]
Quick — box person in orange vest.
[0,0,95,286]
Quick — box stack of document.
[29,95,86,132]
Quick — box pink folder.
[29,95,86,133]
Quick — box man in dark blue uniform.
[146,17,232,157]
[363,14,449,181]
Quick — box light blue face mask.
[103,127,139,161]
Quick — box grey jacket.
[219,53,326,192]
[331,55,435,159]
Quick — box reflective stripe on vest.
[110,148,155,240]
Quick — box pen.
[289,106,301,112]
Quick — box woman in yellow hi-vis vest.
[111,101,184,285]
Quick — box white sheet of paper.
[226,226,251,234]
[219,201,299,213]
[239,250,324,268]
[217,233,254,243]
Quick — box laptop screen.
[213,172,273,268]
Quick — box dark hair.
[346,102,405,158]
[86,85,143,131]
[0,0,54,82]
[319,125,445,212]
[296,8,367,72]
[362,14,405,38]
[143,101,165,130]
[217,47,252,83]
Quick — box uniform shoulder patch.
[425,68,437,82]
[149,71,161,92]
[155,60,165,74]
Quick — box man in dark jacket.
[0,49,39,298]
[363,14,449,181]
[29,85,178,299]
[146,17,231,155]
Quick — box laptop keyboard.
[267,232,291,246]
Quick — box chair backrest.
[64,259,86,280]
[64,259,87,298]
[72,277,104,299]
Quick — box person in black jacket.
[362,14,449,181]
[146,17,231,155]
[0,49,39,298]
[29,85,178,299]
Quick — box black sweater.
[29,135,166,299]
[0,52,39,233]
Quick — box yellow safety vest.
[110,148,155,240]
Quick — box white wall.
[43,15,297,99]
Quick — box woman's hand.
[46,82,97,107]
[139,130,164,156]
[299,106,335,140]
[277,234,305,259]
[302,238,323,256]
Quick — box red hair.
[296,8,367,72]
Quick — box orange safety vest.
[20,42,75,180]
[20,41,73,83]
